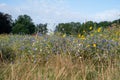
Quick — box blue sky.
[0,0,120,30]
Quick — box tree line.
[0,12,48,35]
[55,20,120,35]
[0,12,120,35]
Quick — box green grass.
[0,25,120,80]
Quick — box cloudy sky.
[0,0,120,30]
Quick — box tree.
[35,23,48,34]
[55,23,72,35]
[12,14,35,34]
[112,19,120,24]
[55,19,119,36]
[55,22,82,35]
[84,21,94,30]
[98,21,111,28]
[0,12,13,34]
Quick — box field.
[0,25,120,80]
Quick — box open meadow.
[0,25,120,80]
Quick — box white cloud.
[0,3,7,7]
[0,1,120,30]
[92,9,120,22]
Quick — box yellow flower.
[78,34,81,38]
[63,34,66,38]
[83,30,86,33]
[81,35,85,40]
[116,32,119,36]
[90,34,93,36]
[89,26,92,30]
[97,27,102,32]
[86,44,90,47]
[93,43,96,47]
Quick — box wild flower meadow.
[0,25,120,80]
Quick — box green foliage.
[0,46,15,62]
[0,36,16,62]
[0,25,120,63]
[55,19,120,35]
[0,25,120,80]
[35,23,48,34]
[55,21,97,35]
[55,22,82,35]
[97,21,111,28]
[113,19,120,24]
[12,23,29,34]
[12,14,35,34]
[0,12,13,34]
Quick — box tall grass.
[0,25,120,80]
[0,54,120,80]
